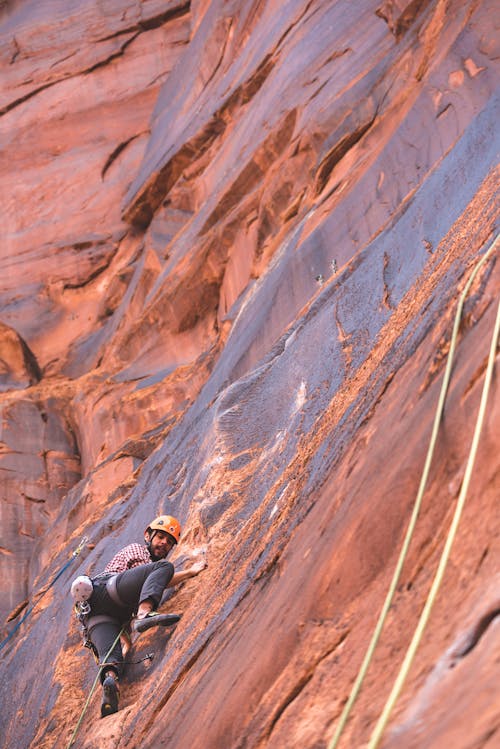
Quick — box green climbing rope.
[67,626,125,749]
[328,233,499,749]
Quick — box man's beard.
[149,547,167,561]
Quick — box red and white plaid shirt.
[103,543,152,574]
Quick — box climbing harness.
[0,536,89,654]
[70,573,99,657]
[328,233,499,748]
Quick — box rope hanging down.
[328,233,499,749]
[368,262,500,748]
[0,536,89,654]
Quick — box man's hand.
[188,559,207,576]
[169,558,207,587]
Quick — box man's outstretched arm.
[169,559,207,586]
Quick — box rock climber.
[71,515,206,717]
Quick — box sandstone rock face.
[0,1,499,748]
[0,321,41,390]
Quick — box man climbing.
[72,515,206,717]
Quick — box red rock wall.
[0,1,499,747]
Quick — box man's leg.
[115,560,174,614]
[88,618,123,676]
[87,618,122,717]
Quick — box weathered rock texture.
[0,1,499,747]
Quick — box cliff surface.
[0,1,499,747]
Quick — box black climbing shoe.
[133,612,181,633]
[101,674,119,717]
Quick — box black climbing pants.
[87,560,174,680]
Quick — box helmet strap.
[145,529,157,557]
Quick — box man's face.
[146,529,175,559]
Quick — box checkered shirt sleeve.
[103,543,151,573]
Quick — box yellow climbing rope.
[368,260,500,747]
[328,233,499,749]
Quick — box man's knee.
[154,560,174,579]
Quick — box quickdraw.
[74,601,98,662]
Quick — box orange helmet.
[146,515,181,544]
